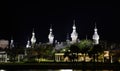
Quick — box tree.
[60,46,70,53]
[89,44,104,62]
[34,44,54,60]
[77,40,93,62]
[68,44,80,62]
[6,46,25,62]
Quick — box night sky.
[1,2,117,46]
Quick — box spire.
[73,19,75,24]
[31,28,36,45]
[66,33,70,41]
[33,28,34,32]
[71,19,78,43]
[66,33,70,46]
[66,33,69,40]
[92,22,99,45]
[26,39,31,48]
[50,24,52,32]
[32,28,35,35]
[48,24,54,44]
[95,22,97,28]
[10,36,14,48]
[73,19,76,30]
[94,22,97,32]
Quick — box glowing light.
[0,69,6,71]
[60,69,73,71]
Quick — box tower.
[26,40,31,48]
[92,23,99,45]
[66,33,70,46]
[31,29,36,47]
[71,20,78,43]
[25,39,31,56]
[66,33,70,42]
[10,37,14,48]
[48,25,54,44]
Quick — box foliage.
[61,40,93,60]
[77,40,93,53]
[69,44,80,53]
[78,40,93,49]
[5,46,25,62]
[89,44,104,54]
[60,46,70,53]
[26,44,54,60]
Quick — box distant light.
[60,69,73,71]
[63,49,66,51]
[0,69,6,71]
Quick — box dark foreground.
[0,62,120,70]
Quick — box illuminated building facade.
[26,40,31,48]
[92,23,99,45]
[27,20,99,49]
[48,25,54,44]
[30,29,36,48]
[71,20,78,44]
[0,40,9,62]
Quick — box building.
[23,20,100,62]
[92,23,100,45]
[71,20,78,44]
[30,29,36,48]
[48,25,54,44]
[0,40,9,62]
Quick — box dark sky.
[1,2,118,46]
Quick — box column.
[111,56,113,63]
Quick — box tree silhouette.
[69,44,80,62]
[89,44,103,62]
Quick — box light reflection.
[0,69,6,71]
[60,69,73,71]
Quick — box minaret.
[92,23,99,45]
[48,25,54,44]
[71,20,78,43]
[31,28,36,47]
[26,39,31,48]
[10,37,14,48]
[66,33,70,42]
[66,33,70,46]
[25,39,31,56]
